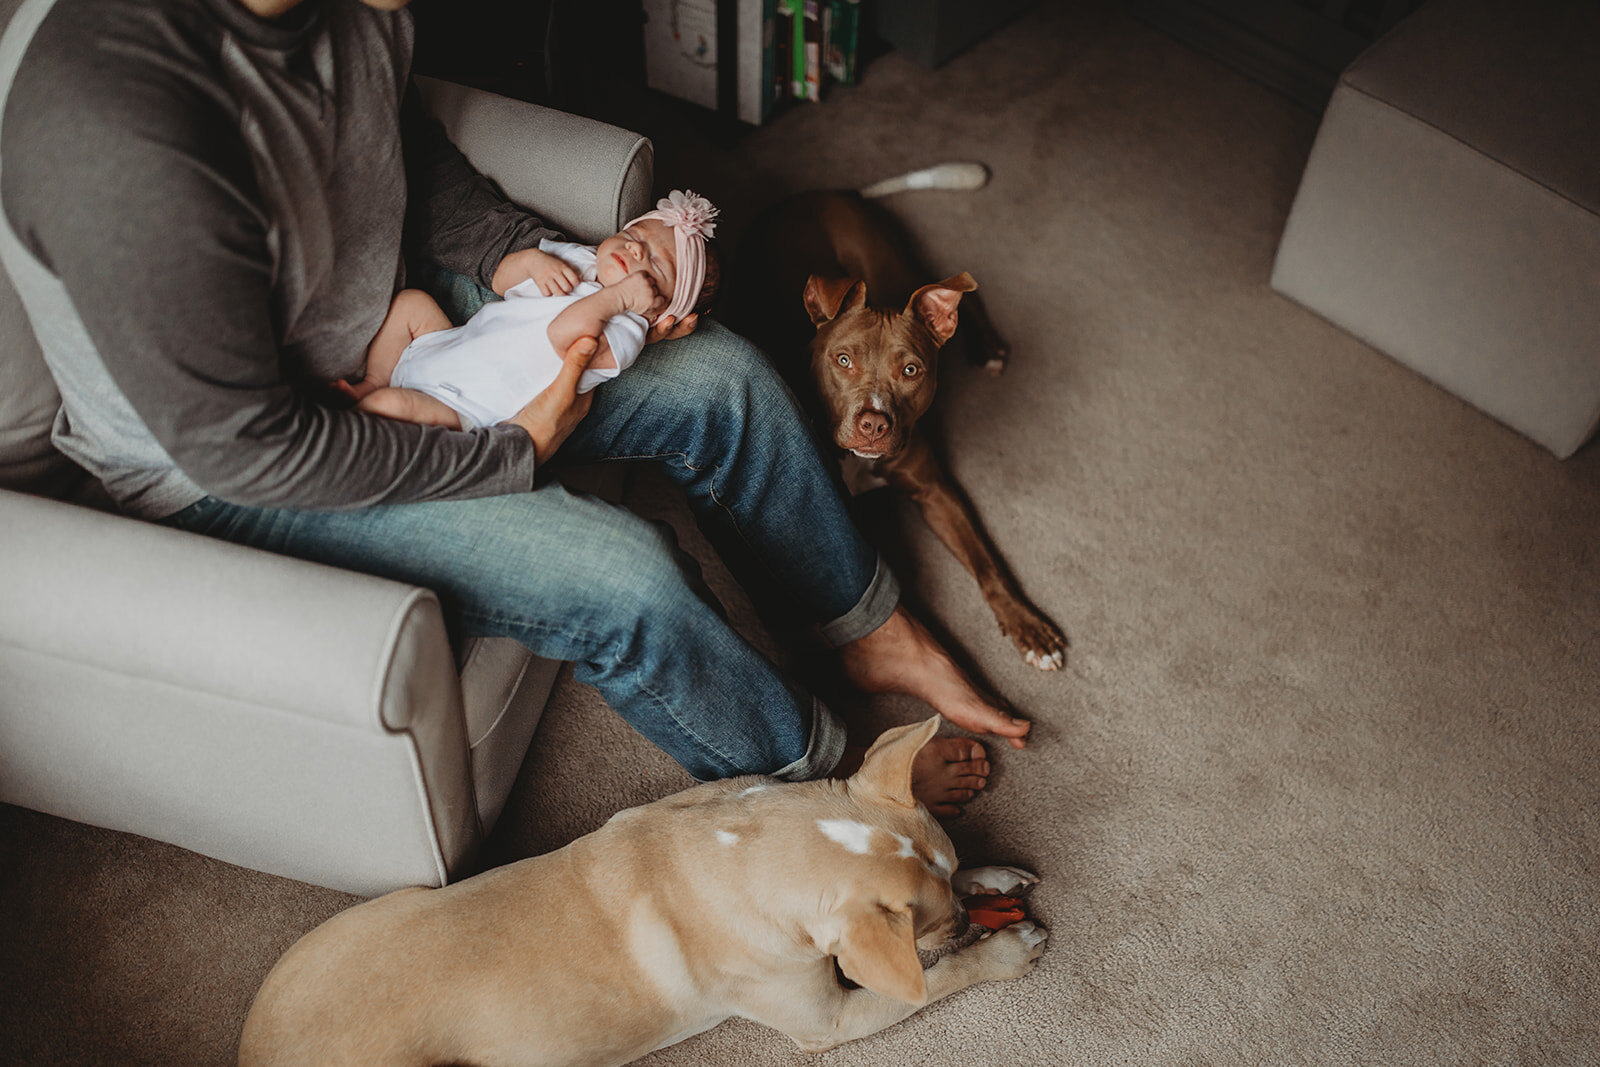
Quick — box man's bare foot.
[838,737,991,818]
[839,606,1031,750]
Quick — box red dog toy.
[963,893,1028,931]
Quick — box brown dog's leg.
[881,437,1067,670]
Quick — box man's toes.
[950,774,987,793]
[948,758,990,780]
[930,738,984,763]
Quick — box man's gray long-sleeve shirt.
[0,0,560,517]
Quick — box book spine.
[802,0,821,101]
[838,0,859,85]
[822,1,839,82]
[775,0,795,104]
[761,0,778,118]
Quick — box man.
[0,0,1031,815]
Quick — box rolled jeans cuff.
[819,554,900,647]
[767,696,850,782]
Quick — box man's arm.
[2,9,539,510]
[400,82,564,293]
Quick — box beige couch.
[0,16,653,897]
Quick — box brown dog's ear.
[804,275,867,325]
[906,272,977,344]
[850,716,942,809]
[835,904,928,1005]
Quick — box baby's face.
[596,219,676,309]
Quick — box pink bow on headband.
[625,190,719,326]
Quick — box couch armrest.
[415,76,654,245]
[0,490,480,892]
[0,490,460,734]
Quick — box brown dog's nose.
[857,410,890,440]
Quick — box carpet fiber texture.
[2,2,1597,1064]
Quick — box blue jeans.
[165,317,896,782]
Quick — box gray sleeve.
[3,22,538,510]
[401,82,563,290]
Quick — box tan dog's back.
[240,828,691,1066]
[239,719,1045,1067]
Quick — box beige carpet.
[3,2,1598,1063]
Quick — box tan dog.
[730,181,1069,671]
[237,717,1047,1066]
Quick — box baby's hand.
[523,249,581,296]
[616,271,664,317]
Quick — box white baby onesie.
[388,239,649,430]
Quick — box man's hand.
[507,336,599,465]
[646,312,699,345]
[492,247,580,297]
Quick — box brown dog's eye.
[902,363,920,378]
[837,353,852,368]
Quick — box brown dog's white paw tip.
[1025,648,1064,671]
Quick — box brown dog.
[236,717,1047,1066]
[730,182,1068,670]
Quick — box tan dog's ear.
[835,904,927,1005]
[850,716,942,808]
[906,272,977,344]
[804,275,867,325]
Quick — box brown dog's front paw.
[999,605,1067,671]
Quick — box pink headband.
[625,190,718,326]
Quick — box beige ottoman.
[1271,0,1600,458]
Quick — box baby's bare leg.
[362,289,452,389]
[356,386,463,429]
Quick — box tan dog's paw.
[997,603,1067,671]
[952,866,1039,897]
[975,921,1049,980]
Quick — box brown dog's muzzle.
[837,400,910,459]
[856,409,890,443]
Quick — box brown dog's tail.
[858,161,989,198]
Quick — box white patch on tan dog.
[817,818,875,854]
[627,899,698,1000]
[738,783,772,797]
[889,833,954,879]
[716,830,739,846]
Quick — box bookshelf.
[642,0,864,125]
